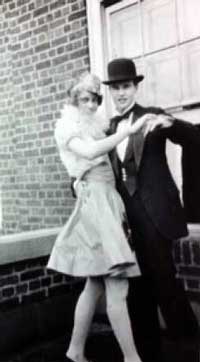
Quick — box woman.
[47,72,156,362]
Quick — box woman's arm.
[68,125,131,160]
[68,113,161,160]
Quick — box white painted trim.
[86,0,110,115]
[86,0,139,74]
[105,4,113,60]
[0,188,2,230]
[0,227,61,265]
[106,0,138,14]
[86,0,105,78]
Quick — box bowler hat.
[103,58,144,85]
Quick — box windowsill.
[0,227,61,265]
[0,224,199,266]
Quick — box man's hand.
[130,113,158,134]
[123,113,174,137]
[142,114,174,137]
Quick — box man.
[182,124,200,222]
[103,58,199,362]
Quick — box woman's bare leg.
[67,277,104,362]
[104,277,142,362]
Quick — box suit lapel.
[109,103,146,172]
[123,112,136,162]
[109,148,120,177]
[109,120,120,177]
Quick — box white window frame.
[0,187,2,231]
[87,0,200,112]
[86,0,200,233]
[86,0,105,79]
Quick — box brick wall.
[0,255,83,310]
[0,0,89,234]
[174,236,200,303]
[0,0,199,325]
[0,254,85,357]
[0,236,199,356]
[0,237,199,320]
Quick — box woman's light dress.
[47,105,140,278]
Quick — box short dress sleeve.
[54,105,81,151]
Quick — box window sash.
[107,0,200,109]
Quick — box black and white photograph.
[0,1,199,361]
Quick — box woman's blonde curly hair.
[66,72,103,106]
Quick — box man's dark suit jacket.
[109,103,200,241]
[182,124,200,223]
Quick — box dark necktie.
[111,105,135,125]
[112,105,144,168]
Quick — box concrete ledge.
[0,227,61,265]
[187,224,200,239]
[0,223,199,266]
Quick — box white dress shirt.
[116,101,135,161]
[117,114,132,161]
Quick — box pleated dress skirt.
[47,163,140,278]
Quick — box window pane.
[142,0,177,53]
[144,48,181,108]
[180,39,200,104]
[133,58,146,105]
[177,0,200,42]
[109,4,142,58]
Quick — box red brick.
[179,265,200,278]
[33,5,48,18]
[192,242,200,265]
[68,9,86,21]
[2,286,15,297]
[21,268,44,281]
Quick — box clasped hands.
[128,113,173,136]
